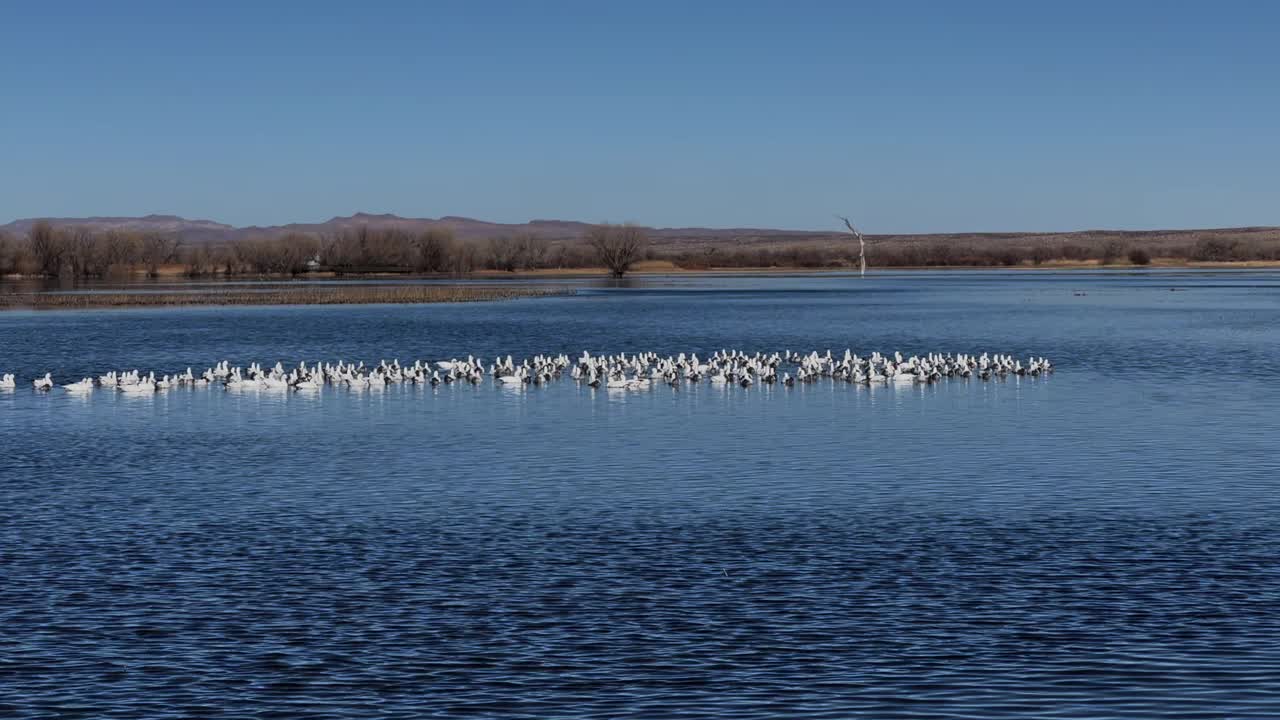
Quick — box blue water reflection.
[2,270,1279,718]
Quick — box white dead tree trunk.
[837,216,866,277]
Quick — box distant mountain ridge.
[2,214,235,243]
[3,213,1278,250]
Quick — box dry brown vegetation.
[0,284,569,310]
[657,227,1280,269]
[3,221,1279,279]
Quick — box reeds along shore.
[0,285,569,310]
[3,221,1280,279]
[661,233,1280,269]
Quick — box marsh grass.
[0,284,570,310]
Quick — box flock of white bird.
[2,349,1052,395]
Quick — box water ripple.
[2,272,1280,717]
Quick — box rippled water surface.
[3,270,1280,718]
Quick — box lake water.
[3,270,1280,718]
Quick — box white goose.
[259,374,289,390]
[119,377,156,394]
[3,348,1054,399]
[497,367,525,384]
[62,377,95,393]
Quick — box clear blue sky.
[1,0,1276,232]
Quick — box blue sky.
[1,1,1276,232]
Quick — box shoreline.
[0,285,570,311]
[6,258,1280,284]
[2,261,1277,309]
[478,259,1280,275]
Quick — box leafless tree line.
[314,227,591,275]
[10,219,1270,278]
[0,221,180,278]
[0,221,652,278]
[212,223,649,277]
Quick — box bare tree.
[101,230,142,274]
[137,233,178,277]
[487,236,524,272]
[585,223,647,278]
[322,231,357,274]
[1099,239,1126,266]
[28,220,64,276]
[414,228,456,273]
[0,231,25,275]
[278,232,320,275]
[448,241,479,275]
[64,227,101,277]
[181,243,215,276]
[214,245,237,275]
[516,232,548,269]
[362,227,414,268]
[231,238,260,274]
[837,216,868,277]
[487,233,549,272]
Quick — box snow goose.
[62,378,94,393]
[119,378,155,394]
